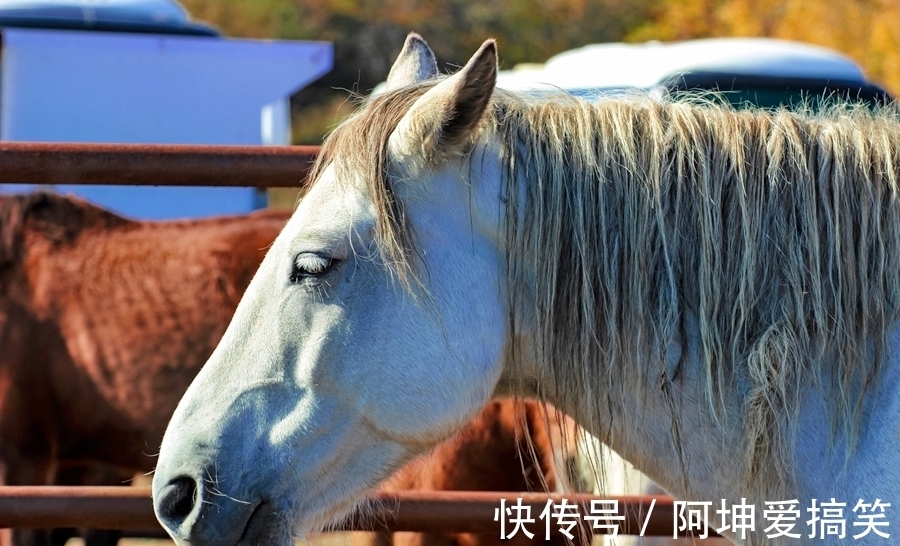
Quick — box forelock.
[305,83,438,291]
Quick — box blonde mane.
[310,86,900,500]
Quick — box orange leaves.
[629,0,900,95]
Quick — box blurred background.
[2,2,893,544]
[214,0,898,208]
[225,0,900,144]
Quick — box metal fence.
[0,141,713,539]
[0,487,700,536]
[0,142,318,187]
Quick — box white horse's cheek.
[317,245,505,446]
[269,390,316,446]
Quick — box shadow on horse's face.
[153,36,509,545]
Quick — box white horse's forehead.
[288,164,375,247]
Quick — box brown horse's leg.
[349,531,398,546]
[76,529,122,546]
[393,531,457,546]
[0,457,56,546]
[1,464,127,546]
[49,525,122,546]
[48,529,75,546]
[373,532,393,546]
[52,466,129,546]
[12,529,68,546]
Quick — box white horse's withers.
[152,33,900,546]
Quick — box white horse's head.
[152,34,514,545]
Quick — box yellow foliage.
[630,0,900,95]
[176,0,898,144]
[178,0,898,96]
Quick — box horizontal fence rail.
[0,487,719,538]
[0,142,320,187]
[0,145,719,540]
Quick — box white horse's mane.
[310,84,900,500]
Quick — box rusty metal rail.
[0,145,717,539]
[0,142,320,187]
[0,487,718,537]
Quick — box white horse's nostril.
[156,476,198,530]
[154,469,268,545]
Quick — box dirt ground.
[64,533,367,546]
[63,534,719,546]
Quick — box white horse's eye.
[290,253,338,284]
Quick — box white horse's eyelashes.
[290,253,341,285]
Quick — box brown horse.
[0,192,289,546]
[0,193,598,546]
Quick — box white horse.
[152,33,900,546]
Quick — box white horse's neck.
[467,104,900,542]
[495,311,899,544]
[521,310,752,502]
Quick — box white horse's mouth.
[224,498,298,546]
[238,501,271,544]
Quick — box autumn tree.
[178,0,898,145]
[630,0,900,95]
[178,0,655,143]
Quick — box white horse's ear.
[385,33,439,90]
[390,39,497,162]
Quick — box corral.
[0,141,712,544]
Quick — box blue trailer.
[0,0,332,219]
